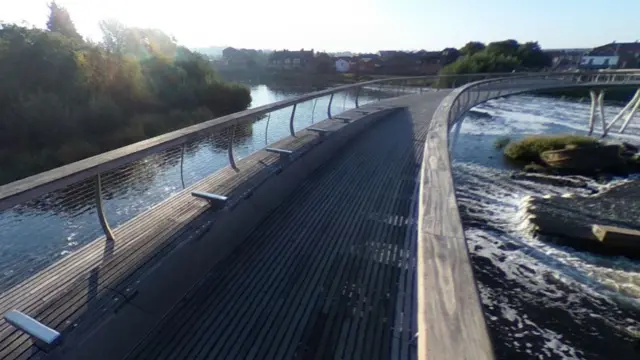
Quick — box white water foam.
[453,95,640,359]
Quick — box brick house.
[268,49,315,70]
[580,42,640,69]
[544,49,589,70]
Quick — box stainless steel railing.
[0,70,637,293]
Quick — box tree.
[517,42,552,69]
[0,13,252,184]
[314,52,334,74]
[46,2,82,41]
[441,48,461,65]
[486,39,520,57]
[460,41,485,57]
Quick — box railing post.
[598,90,606,134]
[179,144,186,189]
[289,104,297,137]
[228,124,238,170]
[355,87,360,108]
[95,174,115,241]
[327,93,334,119]
[607,89,640,135]
[588,90,597,136]
[264,114,271,146]
[311,99,318,124]
[620,93,640,134]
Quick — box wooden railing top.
[0,72,536,211]
[416,69,640,360]
[1,70,639,211]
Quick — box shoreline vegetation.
[0,3,251,185]
[499,134,640,176]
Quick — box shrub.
[0,12,252,184]
[504,135,601,162]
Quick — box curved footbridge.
[0,71,639,360]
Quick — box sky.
[1,0,639,53]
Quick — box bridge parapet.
[417,69,640,359]
[1,69,640,359]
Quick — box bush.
[504,135,601,162]
[0,11,252,184]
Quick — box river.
[1,86,639,359]
[453,94,640,359]
[0,84,388,292]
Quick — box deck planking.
[125,93,450,360]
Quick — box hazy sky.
[2,0,638,52]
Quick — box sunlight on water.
[0,84,390,293]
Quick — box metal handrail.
[0,71,541,211]
[0,70,638,224]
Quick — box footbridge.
[0,71,639,360]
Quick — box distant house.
[579,42,640,69]
[377,50,402,60]
[544,48,588,70]
[335,58,350,72]
[354,54,381,73]
[268,49,315,70]
[374,50,458,75]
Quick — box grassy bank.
[503,135,600,163]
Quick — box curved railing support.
[228,124,238,171]
[289,104,297,137]
[95,174,115,242]
[179,144,186,189]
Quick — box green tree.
[0,6,251,184]
[517,42,552,69]
[441,47,461,65]
[46,2,82,41]
[460,41,486,57]
[485,39,520,57]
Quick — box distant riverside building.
[268,49,315,70]
[579,42,640,69]
[544,48,589,70]
[335,58,350,73]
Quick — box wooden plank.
[126,98,424,360]
[417,88,495,360]
[415,233,493,360]
[592,224,640,248]
[0,127,335,359]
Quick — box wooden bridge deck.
[124,94,448,360]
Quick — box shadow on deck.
[122,106,431,360]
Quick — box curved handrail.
[417,69,640,360]
[2,69,638,212]
[0,71,638,217]
[0,72,542,211]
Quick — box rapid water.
[453,95,640,359]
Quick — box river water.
[1,85,639,359]
[0,84,389,292]
[453,94,640,359]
